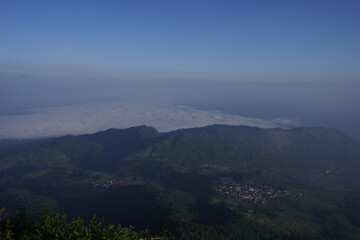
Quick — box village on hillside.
[217,183,302,204]
[91,180,128,189]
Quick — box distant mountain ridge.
[2,124,360,188]
[73,124,360,190]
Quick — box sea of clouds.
[0,102,297,139]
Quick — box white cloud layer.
[0,102,297,139]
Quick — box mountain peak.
[126,125,160,138]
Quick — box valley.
[1,125,360,239]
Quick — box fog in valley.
[1,74,359,140]
[1,1,359,140]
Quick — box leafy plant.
[0,208,170,240]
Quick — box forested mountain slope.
[1,125,360,239]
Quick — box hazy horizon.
[1,1,359,140]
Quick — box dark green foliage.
[0,208,169,240]
[1,125,360,239]
[80,125,159,171]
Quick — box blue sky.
[1,1,360,140]
[1,0,359,81]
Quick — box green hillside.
[1,125,360,239]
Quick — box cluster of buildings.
[91,180,128,189]
[216,183,302,204]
